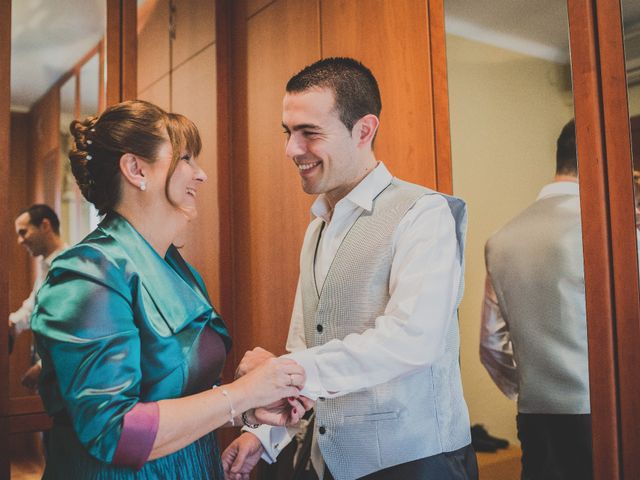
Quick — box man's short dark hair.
[556,120,577,176]
[286,57,382,134]
[19,204,60,235]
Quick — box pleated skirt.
[43,424,223,479]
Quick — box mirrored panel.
[620,0,640,263]
[9,0,105,475]
[445,1,589,477]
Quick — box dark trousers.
[517,413,592,480]
[321,444,478,480]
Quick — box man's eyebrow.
[281,122,322,131]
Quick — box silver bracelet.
[242,410,261,429]
[213,386,236,426]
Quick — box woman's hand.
[252,397,306,426]
[232,357,306,410]
[235,347,275,378]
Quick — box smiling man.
[10,204,66,387]
[223,57,476,480]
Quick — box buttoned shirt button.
[316,324,323,333]
[319,426,326,435]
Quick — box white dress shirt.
[10,247,66,336]
[480,181,579,400]
[250,163,462,466]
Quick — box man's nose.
[285,135,305,158]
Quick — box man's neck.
[554,174,578,183]
[324,155,378,210]
[43,237,64,259]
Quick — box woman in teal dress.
[31,100,306,479]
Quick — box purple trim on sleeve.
[112,402,159,470]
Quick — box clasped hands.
[223,348,314,480]
[236,347,313,427]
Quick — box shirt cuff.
[242,424,295,463]
[283,349,327,400]
[112,402,159,470]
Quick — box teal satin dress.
[31,213,231,479]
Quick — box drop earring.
[139,180,147,191]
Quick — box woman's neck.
[115,202,186,257]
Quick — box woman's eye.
[181,154,192,162]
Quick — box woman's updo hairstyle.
[69,100,171,215]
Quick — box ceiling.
[9,0,640,111]
[10,0,105,111]
[445,0,640,64]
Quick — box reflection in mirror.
[9,0,105,475]
[445,1,589,478]
[620,0,640,256]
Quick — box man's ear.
[353,114,380,148]
[39,218,52,233]
[119,153,146,189]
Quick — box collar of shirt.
[310,162,392,223]
[536,181,579,200]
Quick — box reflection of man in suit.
[9,204,66,388]
[481,120,592,480]
[223,57,477,480]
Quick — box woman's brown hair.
[69,100,202,215]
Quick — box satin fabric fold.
[32,213,230,476]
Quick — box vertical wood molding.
[568,0,640,478]
[121,0,138,100]
[216,0,237,381]
[0,1,11,476]
[106,0,122,105]
[566,1,620,477]
[595,1,640,478]
[106,0,137,104]
[428,0,453,195]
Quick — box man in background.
[9,204,66,389]
[481,120,592,480]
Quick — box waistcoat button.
[316,324,323,333]
[319,426,326,435]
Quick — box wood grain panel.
[29,87,61,209]
[171,44,221,305]
[8,414,52,435]
[8,113,35,401]
[595,1,640,477]
[173,0,216,68]
[567,0,620,478]
[231,0,319,364]
[428,0,453,194]
[321,0,437,189]
[138,74,171,110]
[1,3,11,477]
[122,0,138,100]
[247,0,275,18]
[137,0,171,93]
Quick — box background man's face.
[15,212,47,257]
[282,88,363,201]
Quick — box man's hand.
[222,432,264,480]
[21,362,42,390]
[8,321,15,354]
[236,347,276,378]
